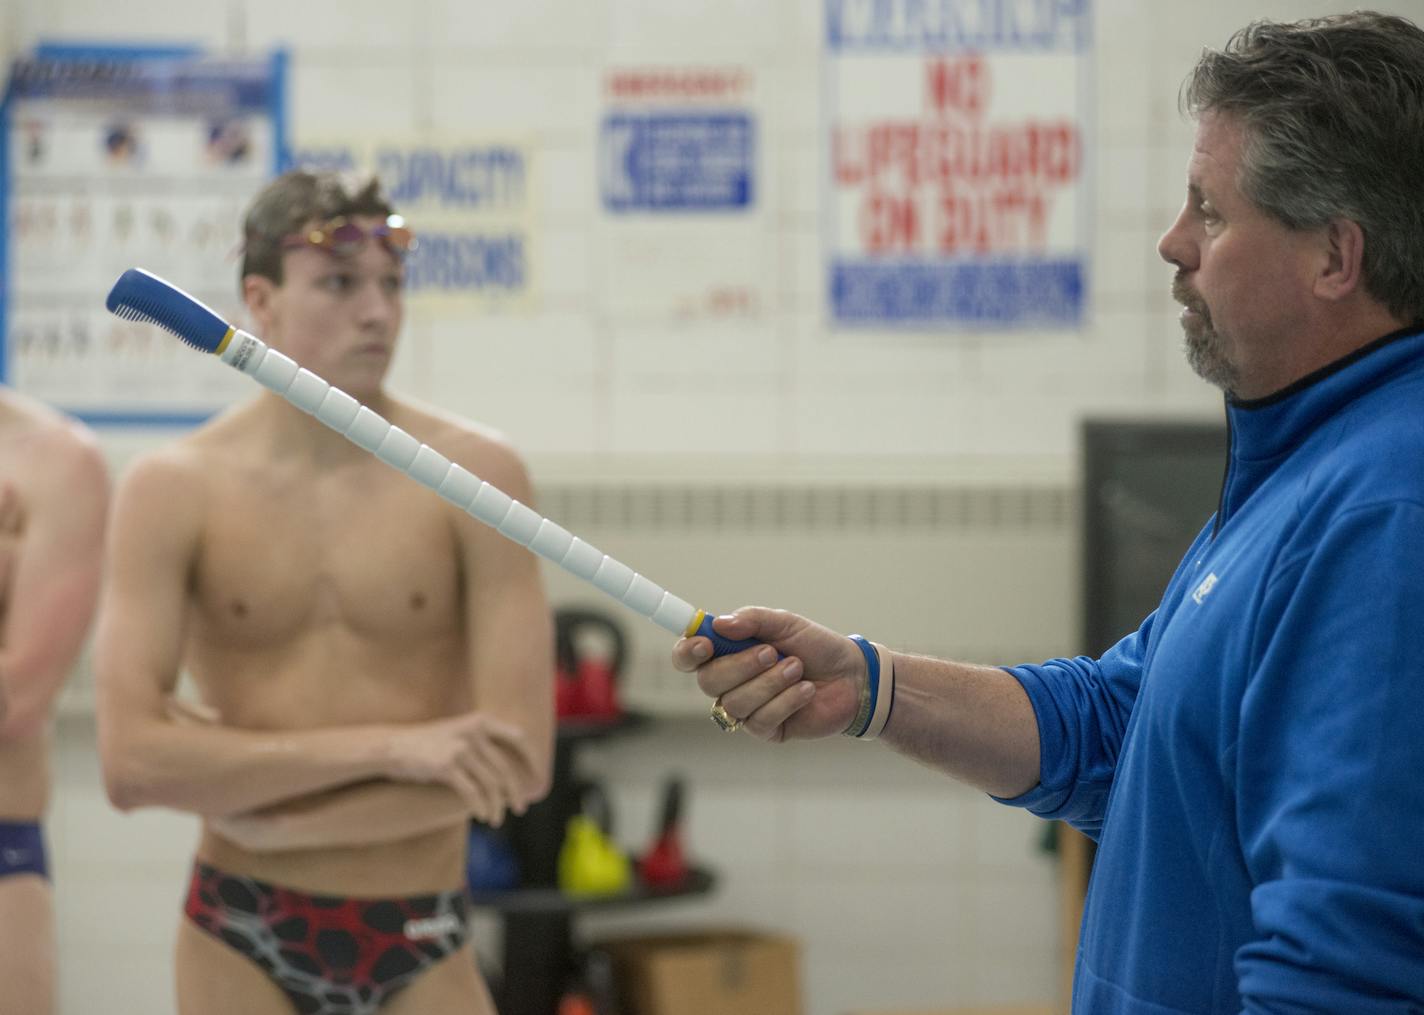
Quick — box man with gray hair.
[675,12,1424,1012]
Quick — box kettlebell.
[466,823,519,894]
[558,780,631,897]
[554,609,627,721]
[639,775,689,890]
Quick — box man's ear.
[1314,217,1366,303]
[242,274,278,331]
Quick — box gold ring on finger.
[709,698,744,733]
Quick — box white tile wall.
[286,58,422,133]
[13,1,1423,1013]
[605,0,784,60]
[9,0,229,50]
[427,0,612,55]
[242,0,428,55]
[49,716,198,1015]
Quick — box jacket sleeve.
[1234,501,1424,1012]
[991,616,1152,838]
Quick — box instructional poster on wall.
[825,0,1092,329]
[1,45,287,424]
[295,139,537,315]
[597,66,765,321]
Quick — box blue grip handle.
[693,614,774,659]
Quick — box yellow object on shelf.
[559,814,632,897]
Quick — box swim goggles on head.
[279,214,417,257]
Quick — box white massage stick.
[104,268,759,657]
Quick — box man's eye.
[319,274,355,292]
[382,275,403,294]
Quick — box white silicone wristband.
[860,643,895,740]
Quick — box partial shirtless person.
[96,171,554,1015]
[0,387,109,1015]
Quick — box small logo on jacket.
[1191,572,1219,605]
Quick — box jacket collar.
[1226,324,1424,464]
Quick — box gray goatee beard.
[1173,275,1239,396]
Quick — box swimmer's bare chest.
[184,452,472,729]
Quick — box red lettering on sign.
[936,186,1049,254]
[926,55,989,117]
[837,54,1082,256]
[860,191,920,253]
[605,68,753,101]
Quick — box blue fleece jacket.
[1000,327,1424,1013]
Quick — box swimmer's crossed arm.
[163,699,500,842]
[214,782,508,852]
[95,451,540,822]
[209,437,554,851]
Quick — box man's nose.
[1157,206,1197,272]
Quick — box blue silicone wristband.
[848,634,880,738]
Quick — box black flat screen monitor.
[1081,419,1228,657]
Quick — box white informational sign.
[295,139,537,314]
[1,45,288,424]
[597,66,766,322]
[825,0,1092,328]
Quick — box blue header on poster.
[825,0,1090,53]
[33,42,203,61]
[0,43,289,405]
[7,51,281,117]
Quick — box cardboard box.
[598,929,802,1015]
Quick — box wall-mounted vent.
[539,484,1071,534]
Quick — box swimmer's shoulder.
[113,433,213,533]
[0,388,107,501]
[392,397,532,492]
[132,400,268,483]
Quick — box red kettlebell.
[554,609,626,721]
[555,652,582,718]
[639,776,689,889]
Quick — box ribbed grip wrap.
[691,613,770,658]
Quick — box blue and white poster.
[600,68,755,215]
[601,112,753,212]
[825,0,1092,328]
[1,45,287,424]
[297,139,536,311]
[597,67,766,321]
[295,139,536,313]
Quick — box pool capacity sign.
[826,0,1092,327]
[296,140,535,313]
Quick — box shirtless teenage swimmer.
[0,388,108,1015]
[95,171,554,1015]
